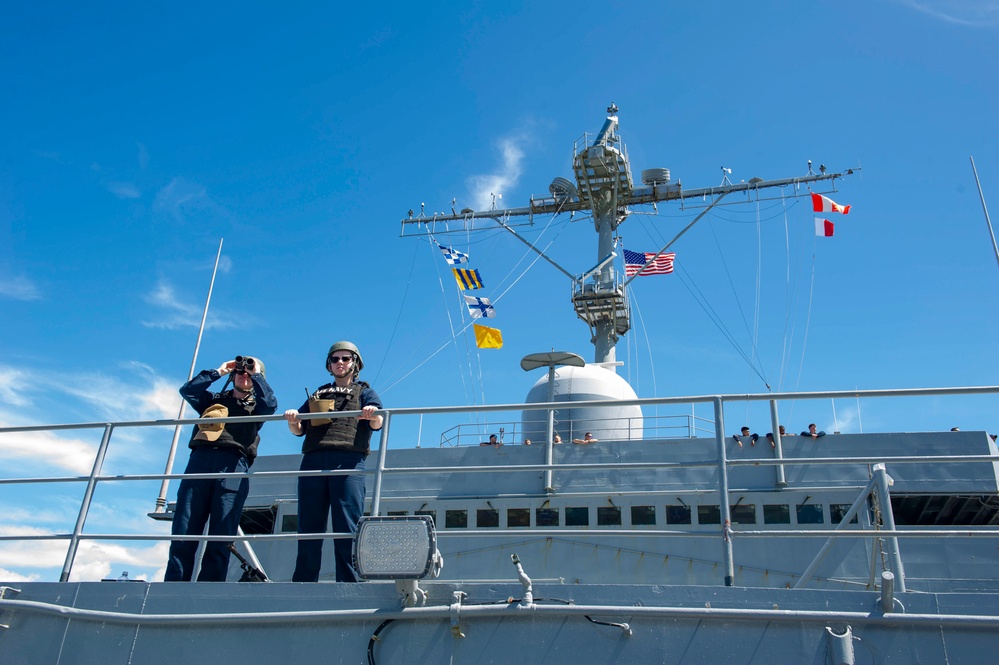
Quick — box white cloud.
[107,181,141,199]
[467,136,526,212]
[141,278,241,331]
[0,524,169,582]
[0,361,199,583]
[0,427,99,474]
[152,177,209,224]
[0,566,39,582]
[69,540,169,582]
[55,363,181,422]
[0,275,41,301]
[0,367,31,407]
[0,361,186,473]
[895,0,999,26]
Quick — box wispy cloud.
[467,135,527,212]
[107,181,141,199]
[152,177,210,224]
[894,0,999,27]
[0,361,183,474]
[0,367,32,406]
[59,364,182,422]
[0,427,100,474]
[0,275,41,301]
[141,278,242,331]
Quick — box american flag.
[624,249,675,277]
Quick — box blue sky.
[1,1,998,581]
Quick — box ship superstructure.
[2,109,998,665]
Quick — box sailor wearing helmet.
[284,341,383,582]
[165,356,277,582]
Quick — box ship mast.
[401,104,854,369]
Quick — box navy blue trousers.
[293,449,366,582]
[165,447,249,582]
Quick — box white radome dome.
[520,364,643,442]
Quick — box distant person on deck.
[553,433,563,444]
[573,432,598,444]
[480,434,502,447]
[766,425,792,447]
[801,423,826,438]
[165,355,277,582]
[524,439,532,446]
[284,341,382,583]
[732,426,759,447]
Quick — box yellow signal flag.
[452,268,484,290]
[473,323,503,349]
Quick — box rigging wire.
[623,191,820,405]
[379,212,572,395]
[777,195,794,391]
[746,199,765,424]
[704,217,771,389]
[372,239,422,386]
[625,205,770,387]
[671,264,769,386]
[457,226,486,409]
[627,286,658,401]
[792,247,818,398]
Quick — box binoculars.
[234,356,256,374]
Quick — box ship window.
[597,506,621,526]
[387,510,409,516]
[239,506,276,535]
[281,514,298,533]
[415,510,436,527]
[796,504,824,524]
[764,504,790,524]
[445,510,467,529]
[730,504,756,525]
[698,505,721,525]
[508,508,530,527]
[666,505,691,525]
[830,504,859,524]
[566,507,589,526]
[536,507,560,527]
[477,508,500,528]
[631,506,656,526]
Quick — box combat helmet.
[327,341,363,373]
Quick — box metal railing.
[437,412,715,446]
[1,385,998,584]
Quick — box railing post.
[793,475,878,589]
[60,423,114,582]
[713,397,734,586]
[769,399,787,487]
[873,463,906,592]
[544,364,557,494]
[369,411,391,517]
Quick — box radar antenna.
[401,105,854,369]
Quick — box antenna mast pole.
[970,156,999,274]
[400,106,853,368]
[154,238,224,512]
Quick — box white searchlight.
[353,514,442,580]
[353,515,443,607]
